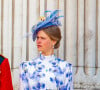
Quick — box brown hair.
[42,26,62,49]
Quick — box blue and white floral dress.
[19,54,73,90]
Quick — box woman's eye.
[36,37,39,40]
[41,37,45,40]
[36,37,46,40]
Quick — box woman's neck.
[41,49,54,56]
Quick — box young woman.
[19,10,73,90]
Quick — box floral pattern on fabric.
[19,54,73,90]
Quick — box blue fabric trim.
[0,55,5,65]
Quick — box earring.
[53,45,54,49]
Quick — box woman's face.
[36,30,55,55]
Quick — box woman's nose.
[37,38,41,44]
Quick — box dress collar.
[39,53,56,60]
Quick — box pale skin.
[36,30,56,56]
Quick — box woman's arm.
[19,62,29,90]
[60,63,73,90]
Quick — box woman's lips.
[37,45,42,48]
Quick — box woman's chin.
[38,49,43,52]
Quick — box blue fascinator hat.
[31,10,63,41]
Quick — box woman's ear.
[52,40,57,46]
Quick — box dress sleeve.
[67,64,73,90]
[19,62,29,90]
[60,63,73,90]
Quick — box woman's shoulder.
[56,58,72,68]
[20,57,39,69]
